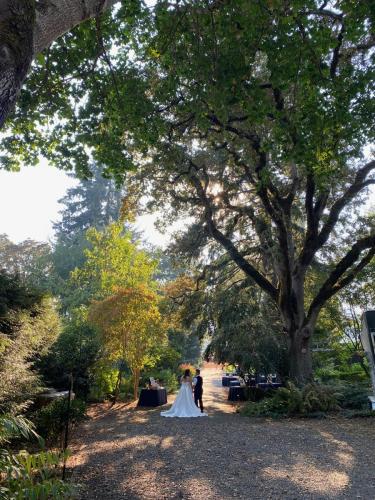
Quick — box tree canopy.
[89,285,165,398]
[1,1,374,178]
[71,222,157,302]
[1,1,374,383]
[117,0,374,381]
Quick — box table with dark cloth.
[257,382,282,390]
[228,386,247,401]
[229,380,241,387]
[137,388,167,407]
[222,376,239,387]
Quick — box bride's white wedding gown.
[161,380,207,418]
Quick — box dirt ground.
[68,364,375,499]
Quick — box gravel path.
[69,365,375,499]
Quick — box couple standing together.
[161,369,207,418]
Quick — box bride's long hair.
[183,369,191,379]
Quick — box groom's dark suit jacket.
[194,375,203,396]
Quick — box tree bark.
[133,369,140,400]
[0,0,34,127]
[278,271,315,384]
[33,0,118,55]
[0,0,118,128]
[288,327,313,384]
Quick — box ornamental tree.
[89,286,165,399]
[71,222,157,304]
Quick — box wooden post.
[62,373,73,480]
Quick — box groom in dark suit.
[193,369,204,413]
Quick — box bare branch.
[299,160,375,270]
[299,174,329,268]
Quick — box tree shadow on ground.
[68,370,375,499]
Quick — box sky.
[0,161,76,243]
[0,158,373,248]
[0,160,168,247]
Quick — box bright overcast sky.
[0,160,77,243]
[0,160,167,247]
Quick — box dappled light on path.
[69,366,375,499]
[262,462,349,496]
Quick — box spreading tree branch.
[299,160,375,269]
[317,160,375,247]
[307,235,375,322]
[187,160,278,301]
[330,23,345,78]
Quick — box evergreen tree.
[53,162,123,243]
[51,163,124,308]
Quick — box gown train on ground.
[161,382,207,418]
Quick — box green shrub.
[33,398,86,445]
[271,384,303,414]
[302,384,339,413]
[241,396,291,418]
[119,377,134,400]
[241,380,374,418]
[242,383,303,417]
[315,363,369,383]
[333,382,371,410]
[154,346,181,371]
[0,414,74,499]
[37,310,101,400]
[241,382,341,418]
[89,360,118,401]
[155,369,179,393]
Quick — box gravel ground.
[68,365,375,499]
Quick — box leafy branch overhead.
[0,0,119,131]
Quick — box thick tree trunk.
[278,273,316,384]
[0,0,34,127]
[0,0,118,128]
[288,327,313,384]
[33,0,118,55]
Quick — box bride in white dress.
[161,369,207,418]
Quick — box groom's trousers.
[194,390,204,412]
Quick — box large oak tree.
[1,0,375,383]
[119,0,374,383]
